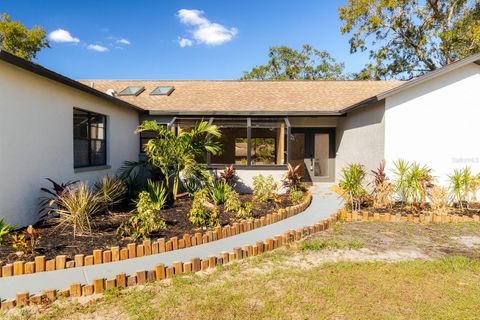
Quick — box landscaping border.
[0,193,312,279]
[0,191,327,312]
[339,209,480,223]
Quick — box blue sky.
[2,0,368,80]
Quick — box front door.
[290,128,335,183]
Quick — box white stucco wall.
[336,100,385,180]
[0,61,140,226]
[385,63,480,185]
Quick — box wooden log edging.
[340,209,480,224]
[0,195,332,312]
[0,193,313,279]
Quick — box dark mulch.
[0,194,292,264]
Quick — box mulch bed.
[0,194,292,264]
[361,202,480,217]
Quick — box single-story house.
[1,49,479,226]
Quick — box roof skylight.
[150,86,174,96]
[118,86,145,96]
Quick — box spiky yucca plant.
[93,176,127,211]
[449,167,473,210]
[339,163,367,212]
[54,183,102,237]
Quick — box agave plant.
[338,163,367,212]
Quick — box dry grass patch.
[6,222,480,320]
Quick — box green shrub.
[236,201,253,219]
[117,191,167,240]
[209,179,228,205]
[224,184,241,212]
[146,179,168,210]
[338,163,367,212]
[0,218,16,245]
[54,182,102,237]
[188,189,219,227]
[290,189,304,204]
[94,176,127,210]
[253,174,279,202]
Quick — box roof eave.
[339,96,379,114]
[0,50,144,112]
[376,53,480,101]
[148,110,344,117]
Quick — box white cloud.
[116,38,131,45]
[48,29,80,43]
[87,44,109,52]
[178,37,193,47]
[177,9,237,46]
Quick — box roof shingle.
[79,80,403,114]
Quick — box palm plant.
[338,163,367,212]
[406,162,434,205]
[137,120,222,201]
[449,167,473,210]
[391,159,411,203]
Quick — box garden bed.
[0,194,293,264]
[359,202,480,217]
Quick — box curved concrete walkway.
[0,186,340,300]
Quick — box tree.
[241,44,349,80]
[136,120,223,201]
[339,0,480,80]
[0,13,49,60]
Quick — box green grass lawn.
[6,222,480,320]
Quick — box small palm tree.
[339,163,366,212]
[392,159,411,203]
[449,167,473,210]
[137,120,223,201]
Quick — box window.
[167,117,289,167]
[150,86,174,96]
[210,119,248,165]
[118,86,144,96]
[73,108,107,168]
[250,119,285,165]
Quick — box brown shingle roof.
[79,80,403,115]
